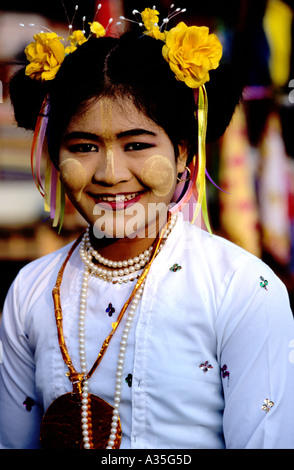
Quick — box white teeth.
[99,192,139,202]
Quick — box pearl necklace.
[87,229,154,269]
[79,229,152,283]
[78,256,148,448]
[78,267,91,448]
[106,278,145,448]
[78,265,146,448]
[79,215,177,284]
[78,214,177,449]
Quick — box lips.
[89,191,143,210]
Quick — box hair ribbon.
[31,95,65,231]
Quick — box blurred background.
[0,0,294,311]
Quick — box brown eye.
[124,142,154,151]
[68,143,99,153]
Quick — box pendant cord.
[52,231,85,386]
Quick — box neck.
[89,213,170,261]
[89,234,157,261]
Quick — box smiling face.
[59,96,187,240]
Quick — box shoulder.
[175,217,290,311]
[184,218,255,262]
[178,217,261,279]
[2,237,83,333]
[7,238,81,308]
[18,240,76,281]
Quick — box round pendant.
[40,393,121,449]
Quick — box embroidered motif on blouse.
[261,398,274,413]
[260,276,268,290]
[199,361,213,373]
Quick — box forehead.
[66,96,158,133]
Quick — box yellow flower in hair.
[25,32,65,81]
[68,30,87,46]
[162,22,222,88]
[64,45,77,54]
[141,7,160,31]
[148,28,166,40]
[65,30,87,54]
[141,8,165,40]
[89,21,106,37]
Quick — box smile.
[90,192,143,210]
[98,192,140,202]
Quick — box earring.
[177,166,191,183]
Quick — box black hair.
[9,30,243,166]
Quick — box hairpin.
[117,4,187,39]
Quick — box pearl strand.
[79,214,178,283]
[88,233,154,270]
[78,264,145,449]
[105,215,177,448]
[78,267,92,449]
[79,238,148,283]
[84,229,153,275]
[106,280,146,449]
[77,213,177,448]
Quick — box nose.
[93,146,132,186]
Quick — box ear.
[176,141,188,174]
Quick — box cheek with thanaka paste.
[140,154,175,197]
[59,158,87,202]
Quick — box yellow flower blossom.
[141,8,165,40]
[141,7,160,31]
[68,30,87,47]
[65,45,77,54]
[25,32,65,81]
[65,30,87,54]
[146,28,166,40]
[162,22,222,88]
[89,21,106,37]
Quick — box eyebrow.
[62,128,157,142]
[117,128,157,139]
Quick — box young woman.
[1,9,294,449]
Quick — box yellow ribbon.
[44,153,65,232]
[191,85,212,233]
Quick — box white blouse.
[1,214,294,449]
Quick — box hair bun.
[9,67,49,131]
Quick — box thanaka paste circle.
[140,154,175,197]
[59,158,87,202]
